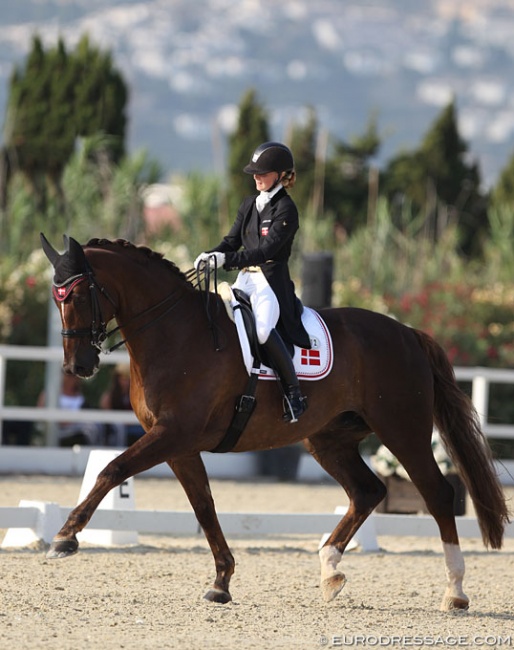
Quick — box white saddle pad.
[218,282,334,382]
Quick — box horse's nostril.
[74,365,97,379]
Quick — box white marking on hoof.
[441,542,468,610]
[319,545,345,601]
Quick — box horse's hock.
[376,474,466,515]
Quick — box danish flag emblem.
[261,226,269,236]
[300,348,321,366]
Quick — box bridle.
[53,261,185,354]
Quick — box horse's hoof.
[321,572,346,602]
[204,588,232,604]
[440,596,469,611]
[46,538,79,559]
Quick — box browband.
[52,275,86,302]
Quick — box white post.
[471,375,489,427]
[44,288,63,446]
[2,500,63,548]
[77,449,138,547]
[0,352,6,443]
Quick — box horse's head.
[40,233,114,378]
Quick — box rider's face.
[253,172,279,192]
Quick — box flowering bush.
[0,250,51,345]
[371,432,453,480]
[334,278,514,368]
[382,281,514,367]
[0,250,52,407]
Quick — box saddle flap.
[218,283,334,382]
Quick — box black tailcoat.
[210,188,311,349]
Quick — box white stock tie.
[256,191,272,212]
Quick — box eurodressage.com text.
[319,635,513,647]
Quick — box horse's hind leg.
[385,438,469,611]
[168,455,235,604]
[305,432,386,603]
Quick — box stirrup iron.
[282,391,308,423]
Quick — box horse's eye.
[73,293,87,306]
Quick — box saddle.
[210,283,333,454]
[218,282,333,381]
[231,288,264,364]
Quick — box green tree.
[2,34,128,210]
[490,150,514,208]
[227,88,269,212]
[383,100,486,255]
[288,107,318,218]
[72,35,128,162]
[323,113,381,235]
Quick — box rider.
[194,141,310,423]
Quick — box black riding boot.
[262,329,307,423]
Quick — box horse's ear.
[40,232,60,267]
[67,236,87,268]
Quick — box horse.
[40,233,509,611]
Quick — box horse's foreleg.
[47,459,125,558]
[168,455,235,604]
[47,430,175,559]
[305,435,386,603]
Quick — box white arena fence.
[1,345,514,548]
[1,345,514,481]
[1,498,514,551]
[1,442,513,550]
[2,344,514,444]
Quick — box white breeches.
[232,270,279,344]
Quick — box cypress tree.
[227,88,269,210]
[323,114,381,235]
[3,34,128,200]
[288,107,318,218]
[383,100,486,255]
[491,152,514,207]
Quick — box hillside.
[1,0,514,187]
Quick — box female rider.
[194,141,310,422]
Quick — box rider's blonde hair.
[280,169,296,189]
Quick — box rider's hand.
[209,252,225,269]
[194,252,226,271]
[194,252,210,270]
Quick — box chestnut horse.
[40,234,509,611]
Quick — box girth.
[210,289,261,454]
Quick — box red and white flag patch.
[301,348,321,366]
[52,276,86,301]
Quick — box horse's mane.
[85,238,194,286]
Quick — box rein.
[54,263,186,354]
[195,256,225,352]
[54,253,225,354]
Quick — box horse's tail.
[413,328,510,549]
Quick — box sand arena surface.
[0,475,513,649]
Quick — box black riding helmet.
[243,141,294,175]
